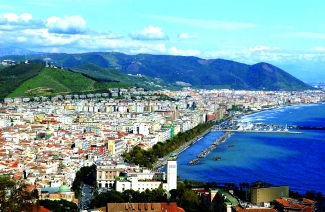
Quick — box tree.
[0,176,39,212]
[179,189,201,212]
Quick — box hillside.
[2,63,170,99]
[72,63,171,90]
[7,67,101,98]
[0,63,44,99]
[0,52,313,90]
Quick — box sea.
[168,103,325,195]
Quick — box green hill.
[0,63,44,99]
[7,67,100,97]
[3,63,170,99]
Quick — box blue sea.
[171,103,325,195]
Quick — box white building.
[166,160,177,191]
[115,159,177,192]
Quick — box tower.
[167,159,177,191]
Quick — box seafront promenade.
[153,128,212,169]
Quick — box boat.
[228,145,235,148]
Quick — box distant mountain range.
[0,47,43,57]
[0,49,313,91]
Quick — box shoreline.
[176,102,325,195]
[153,102,322,170]
[153,127,212,170]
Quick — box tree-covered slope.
[0,63,44,99]
[7,67,100,97]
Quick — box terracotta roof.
[275,198,305,209]
[233,206,277,212]
[32,206,52,212]
[107,202,183,212]
[302,198,315,204]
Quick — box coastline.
[175,102,325,195]
[153,127,212,169]
[154,102,322,170]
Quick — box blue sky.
[1,0,325,79]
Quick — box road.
[79,184,94,210]
[153,128,211,169]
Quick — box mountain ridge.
[0,50,313,91]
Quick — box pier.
[211,122,302,134]
[220,129,302,134]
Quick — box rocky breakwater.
[196,132,232,158]
[188,159,199,165]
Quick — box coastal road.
[153,128,211,169]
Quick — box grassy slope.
[0,63,44,99]
[8,67,98,97]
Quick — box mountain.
[0,52,313,90]
[0,47,42,57]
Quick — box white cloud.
[129,43,167,54]
[178,33,198,39]
[46,15,87,34]
[315,46,325,51]
[203,47,325,65]
[129,25,169,40]
[169,46,201,56]
[248,46,271,51]
[142,14,260,30]
[0,13,44,31]
[17,36,27,42]
[20,13,32,22]
[3,13,19,22]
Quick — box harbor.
[211,121,302,134]
[176,103,325,195]
[155,119,307,169]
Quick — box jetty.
[196,132,231,158]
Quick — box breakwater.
[196,132,231,158]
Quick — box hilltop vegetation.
[0,63,44,99]
[72,62,169,90]
[7,67,100,97]
[1,62,171,99]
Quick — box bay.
[173,103,325,195]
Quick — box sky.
[1,0,325,80]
